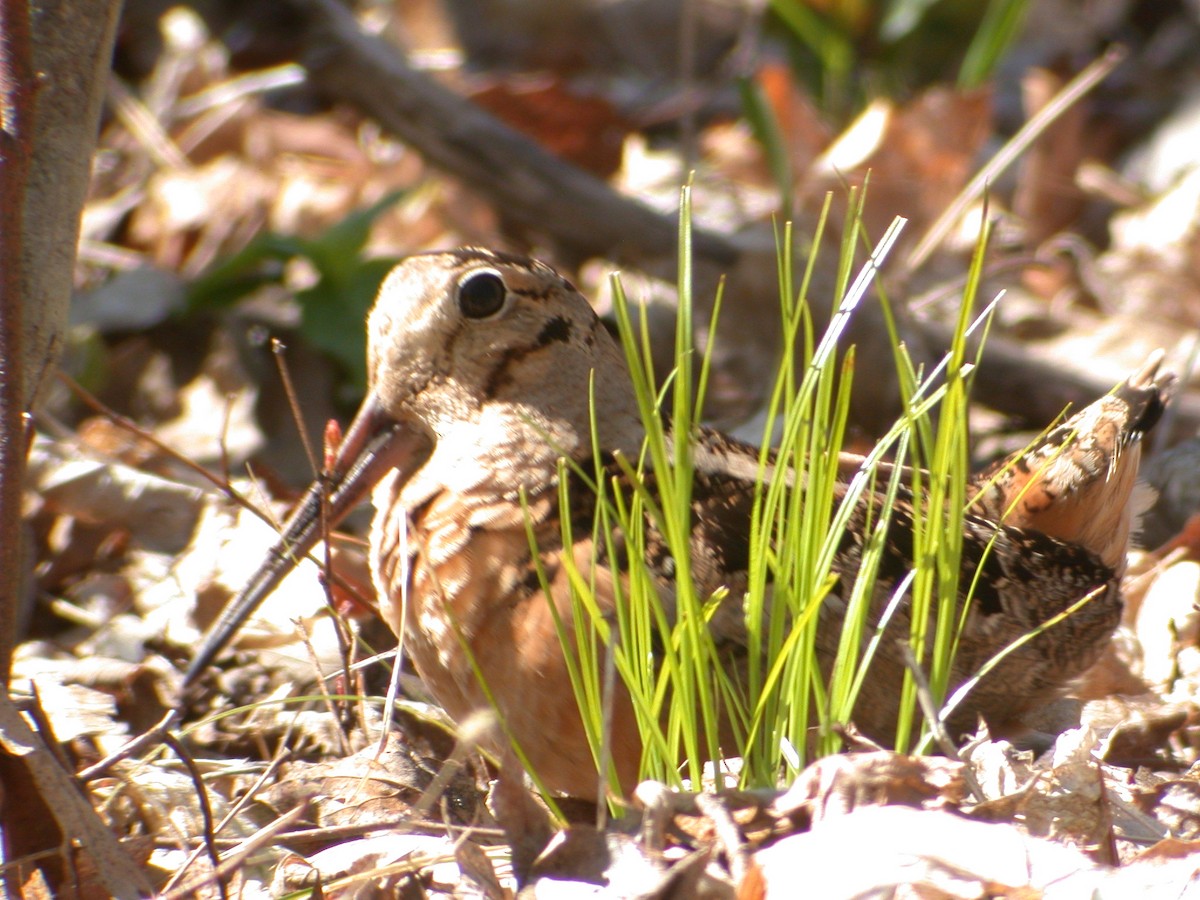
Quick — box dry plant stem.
[636,781,675,853]
[904,45,1127,274]
[319,484,359,738]
[407,711,494,819]
[409,743,471,820]
[279,0,739,272]
[174,64,306,120]
[106,74,190,171]
[160,805,309,900]
[218,392,234,485]
[272,337,319,477]
[897,644,984,805]
[161,731,227,900]
[897,642,960,760]
[276,820,506,849]
[77,710,182,782]
[0,0,33,684]
[282,337,362,721]
[160,752,290,896]
[693,792,749,884]
[0,846,61,877]
[298,620,352,757]
[59,371,254,502]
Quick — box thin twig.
[161,731,228,900]
[55,371,376,611]
[159,804,309,900]
[317,417,359,739]
[898,643,985,804]
[218,392,234,486]
[271,337,319,477]
[298,617,353,756]
[159,728,293,896]
[897,642,959,760]
[410,711,493,819]
[77,710,182,782]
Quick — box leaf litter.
[14,2,1200,896]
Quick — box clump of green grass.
[526,184,997,802]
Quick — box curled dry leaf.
[1012,728,1114,863]
[28,436,206,555]
[772,750,967,827]
[1099,703,1192,769]
[260,727,489,829]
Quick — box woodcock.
[184,248,1172,796]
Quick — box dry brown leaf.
[28,436,206,556]
[753,805,1137,898]
[454,838,506,899]
[262,727,486,829]
[1013,66,1093,248]
[469,75,631,178]
[1100,705,1192,768]
[806,86,993,242]
[772,750,967,826]
[1013,728,1114,862]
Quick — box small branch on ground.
[283,0,740,275]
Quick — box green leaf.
[185,233,305,312]
[297,256,396,391]
[958,0,1028,88]
[300,190,407,287]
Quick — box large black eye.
[457,270,508,319]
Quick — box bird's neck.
[396,396,643,513]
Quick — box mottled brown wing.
[967,352,1173,570]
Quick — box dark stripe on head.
[481,324,572,398]
[435,247,538,269]
[536,316,572,346]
